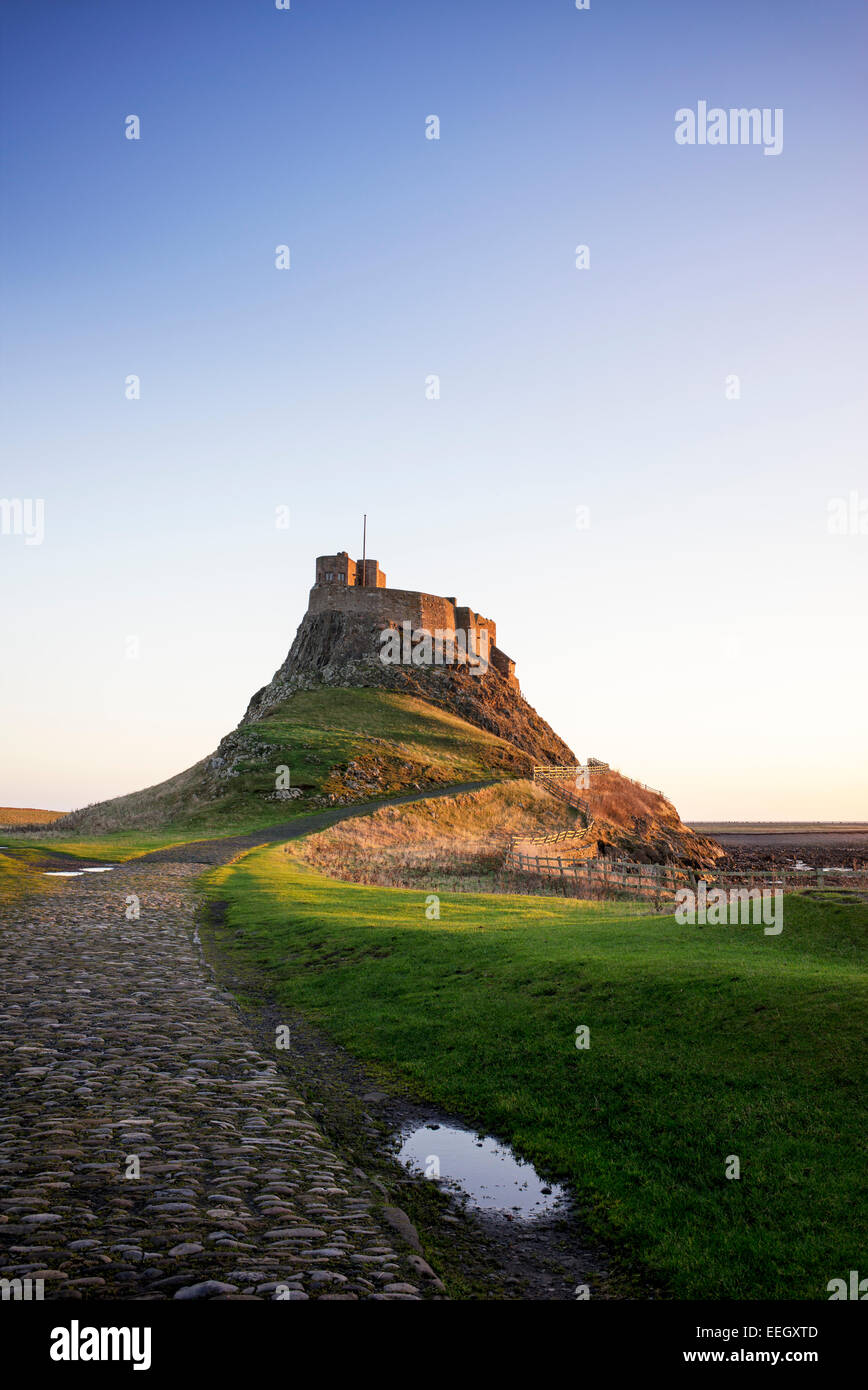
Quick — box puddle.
[793,863,853,875]
[397,1122,565,1218]
[42,866,115,877]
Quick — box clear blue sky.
[2,0,866,818]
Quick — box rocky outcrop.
[242,609,576,768]
[534,770,723,871]
[584,800,724,871]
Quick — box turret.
[315,552,386,588]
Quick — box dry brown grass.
[294,779,578,890]
[294,767,721,894]
[581,771,669,826]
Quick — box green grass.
[0,848,60,903]
[249,687,524,787]
[14,688,524,856]
[206,846,867,1300]
[5,819,305,863]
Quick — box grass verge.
[204,845,867,1300]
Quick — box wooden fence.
[504,847,868,902]
[532,764,669,802]
[504,848,686,897]
[709,866,868,895]
[516,827,592,847]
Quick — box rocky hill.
[38,564,716,871]
[44,687,526,837]
[242,607,575,767]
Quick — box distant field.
[0,807,64,826]
[205,846,867,1300]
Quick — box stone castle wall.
[307,581,518,688]
[308,583,497,651]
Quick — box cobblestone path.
[0,861,432,1300]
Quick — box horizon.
[2,0,866,821]
[2,536,865,821]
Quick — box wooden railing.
[516,827,592,846]
[504,848,686,895]
[533,764,669,801]
[504,850,868,900]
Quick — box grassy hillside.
[293,779,578,888]
[17,688,527,855]
[205,846,867,1300]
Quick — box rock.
[381,1206,422,1253]
[263,1227,326,1240]
[406,1254,445,1289]
[173,1280,239,1300]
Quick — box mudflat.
[689,823,868,846]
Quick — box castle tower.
[354,557,386,588]
[315,552,386,588]
[309,550,517,689]
[315,551,355,586]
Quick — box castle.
[311,550,519,689]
